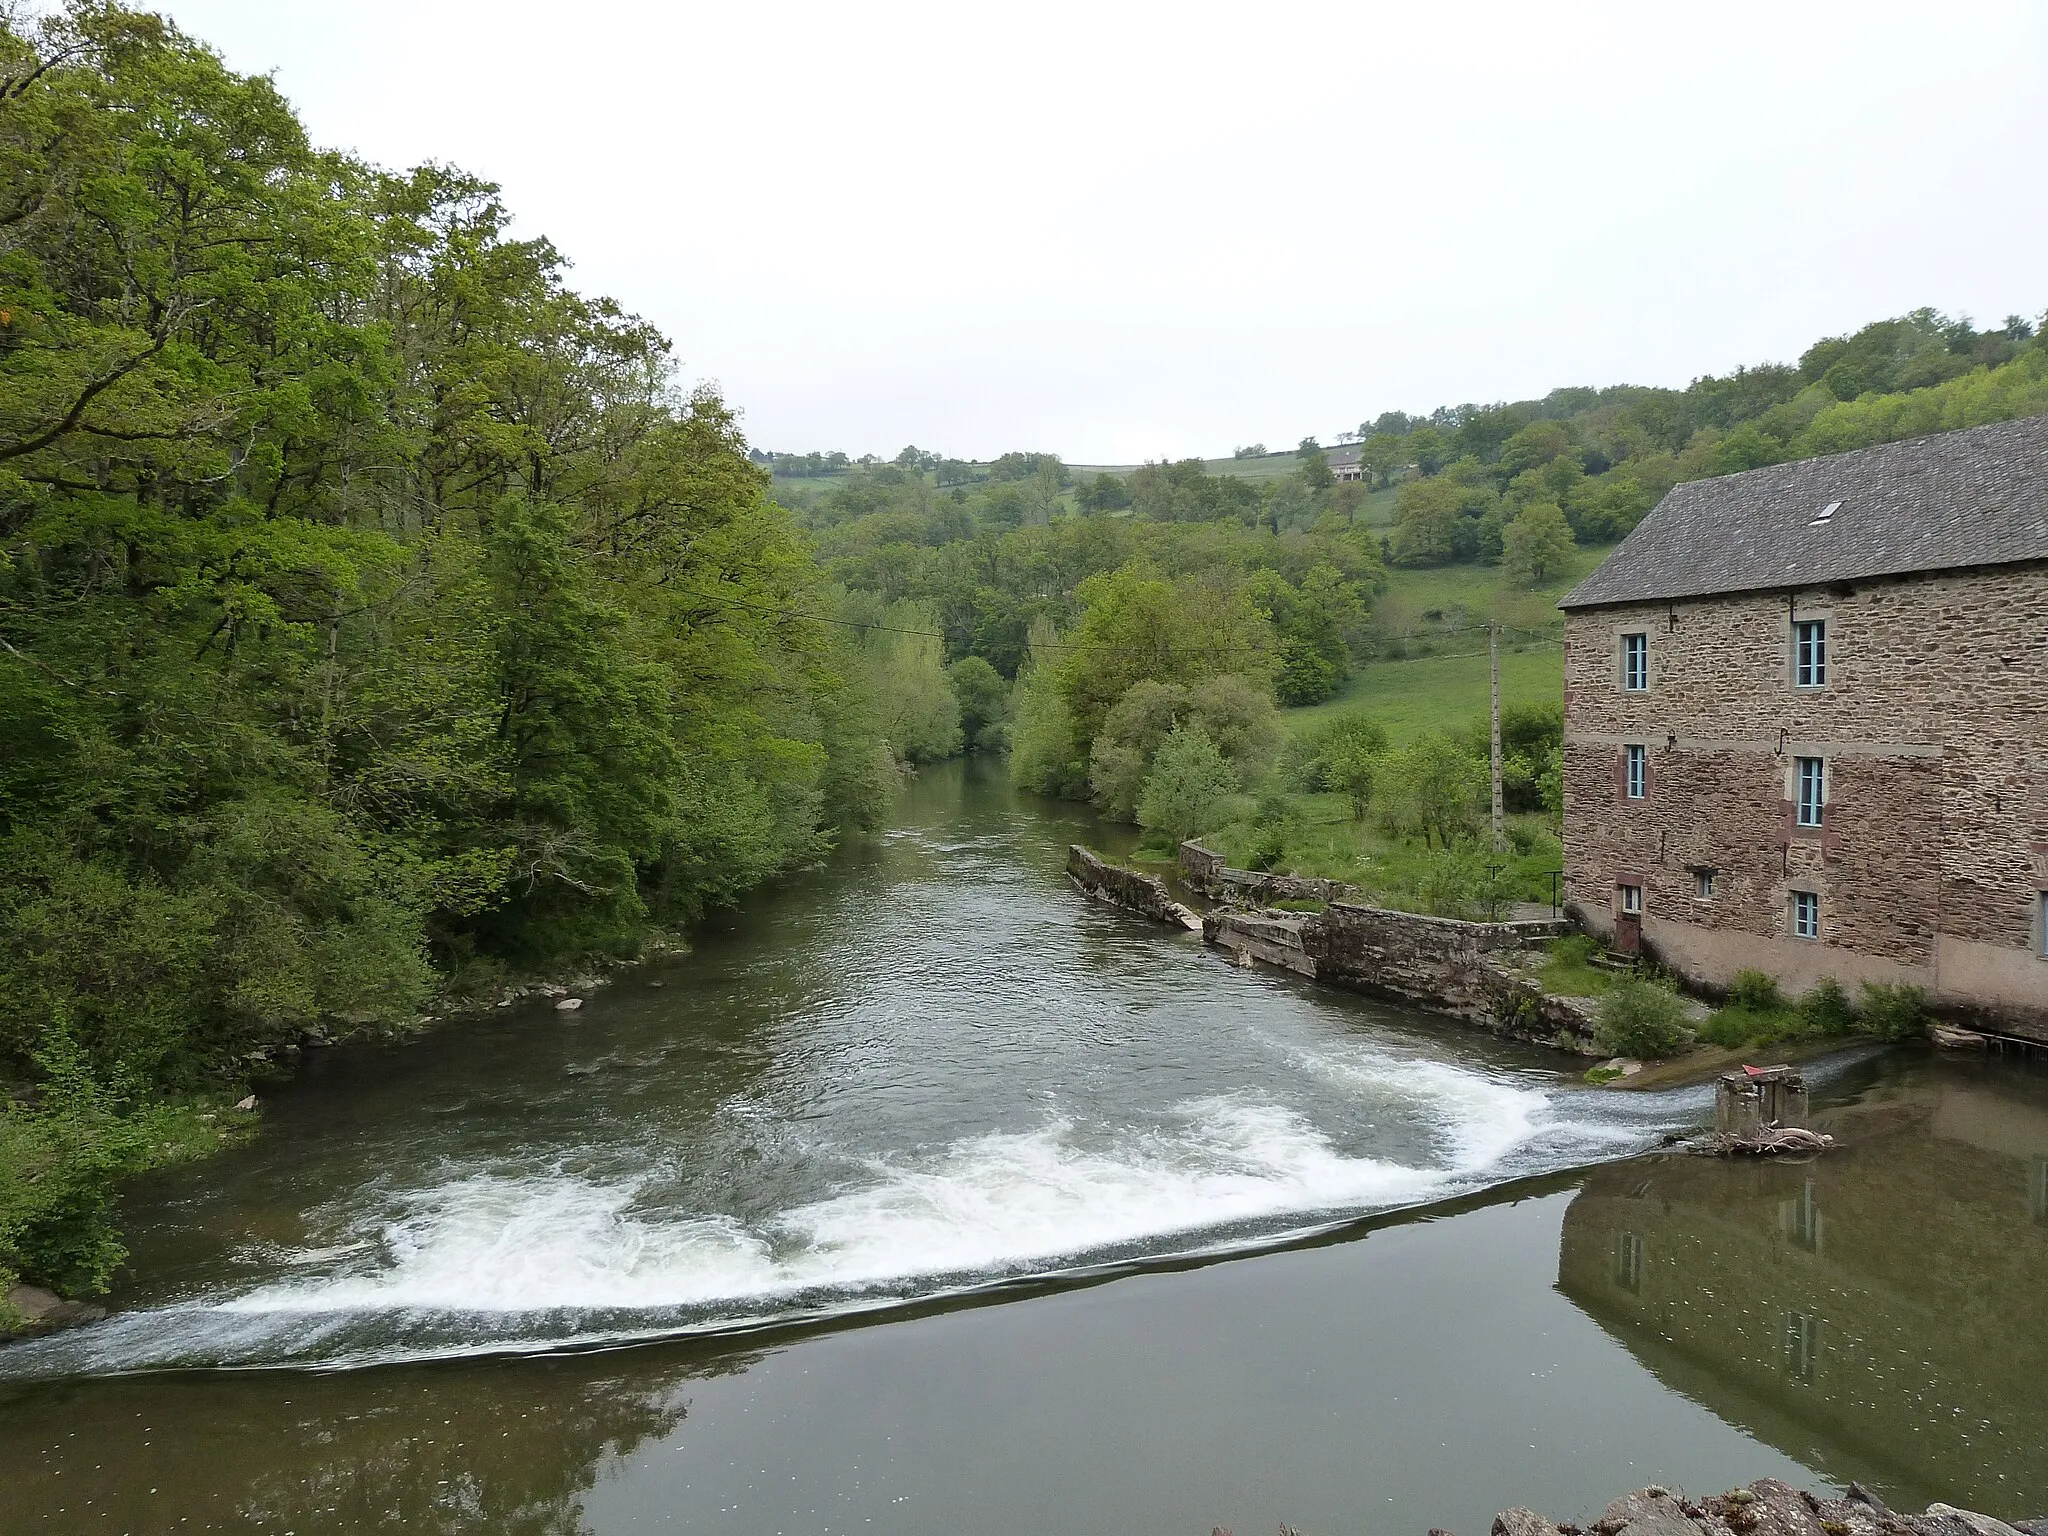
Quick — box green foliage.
[1135,725,1237,844]
[1541,934,1615,998]
[1797,977,1857,1037]
[1382,732,1488,848]
[1593,979,1693,1060]
[0,2,895,1288]
[1085,675,1279,823]
[945,655,1010,750]
[1858,982,1930,1042]
[1729,969,1783,1011]
[1501,501,1576,587]
[1008,661,1088,799]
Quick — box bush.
[1593,978,1694,1059]
[1859,982,1929,1042]
[1136,725,1237,843]
[1243,824,1288,873]
[1795,977,1857,1037]
[1728,969,1782,1011]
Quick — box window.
[1614,1230,1644,1293]
[1782,1311,1822,1384]
[2040,893,2048,959]
[1795,757,1825,827]
[1621,632,1648,691]
[1619,883,1643,915]
[1791,890,1819,940]
[1795,619,1827,687]
[1693,869,1716,901]
[1625,744,1647,799]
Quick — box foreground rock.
[1456,1480,2041,1536]
[2,1283,106,1342]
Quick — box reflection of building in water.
[1558,1066,2048,1511]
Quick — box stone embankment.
[1065,845,1201,931]
[1066,841,1599,1053]
[1454,1479,2039,1536]
[1202,900,1595,1053]
[1183,841,1594,1053]
[1178,842,1352,908]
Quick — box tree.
[1324,744,1379,821]
[1297,436,1322,456]
[1298,451,1336,493]
[1389,477,1465,565]
[1360,432,1408,488]
[1388,733,1487,848]
[946,656,1010,750]
[1136,725,1236,843]
[1501,500,1577,586]
[1076,473,1131,512]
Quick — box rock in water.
[1495,1509,1565,1536]
[233,1094,258,1111]
[555,997,583,1012]
[1601,1488,1702,1536]
[1923,1508,2030,1536]
[4,1284,107,1338]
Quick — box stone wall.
[1064,845,1201,930]
[1206,901,1594,1052]
[1564,561,2048,1037]
[1176,841,1351,907]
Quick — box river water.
[4,758,2047,1533]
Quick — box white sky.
[162,1,2048,464]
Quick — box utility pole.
[1490,622,1505,851]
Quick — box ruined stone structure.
[1560,416,2048,1037]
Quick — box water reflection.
[0,1347,727,1533]
[1557,1056,2048,1511]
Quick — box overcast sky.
[161,1,2048,464]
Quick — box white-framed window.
[1795,757,1825,827]
[1615,1230,1644,1292]
[1625,743,1648,799]
[1621,632,1649,691]
[1693,869,1716,901]
[1619,882,1643,915]
[1791,890,1820,940]
[1795,619,1827,687]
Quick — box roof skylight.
[1809,500,1841,526]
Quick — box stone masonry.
[1562,561,2048,1036]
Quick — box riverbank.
[1467,1479,2043,1536]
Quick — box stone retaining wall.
[1206,900,1596,1052]
[1065,845,1201,931]
[1177,841,1351,907]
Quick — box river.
[3,758,2046,1533]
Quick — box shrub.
[1698,1006,1779,1049]
[1795,977,1857,1037]
[1136,724,1237,843]
[1859,982,1930,1042]
[1593,978,1694,1060]
[1728,969,1782,1011]
[1244,824,1288,873]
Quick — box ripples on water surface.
[4,760,1698,1378]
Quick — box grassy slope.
[1283,542,1614,746]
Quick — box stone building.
[1558,415,2048,1036]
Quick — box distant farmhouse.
[1326,444,1366,482]
[1559,416,2048,1037]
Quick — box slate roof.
[1559,414,2048,610]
